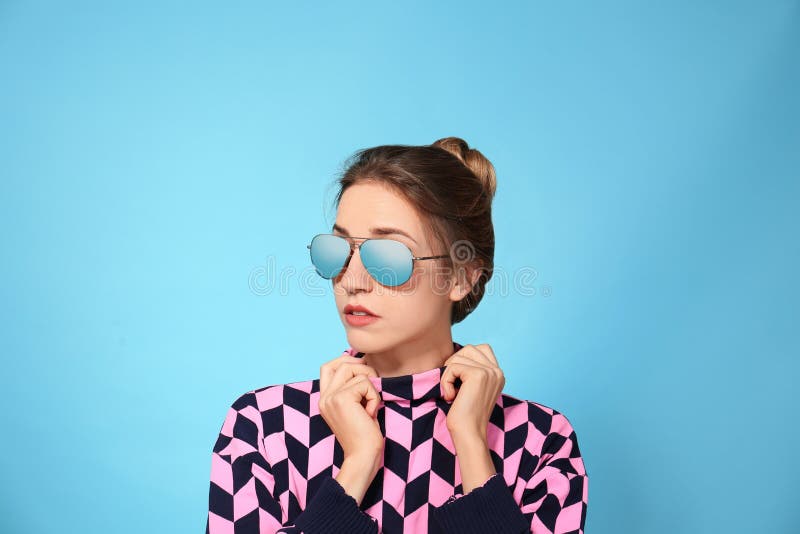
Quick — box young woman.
[207,137,588,533]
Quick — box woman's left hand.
[440,343,505,442]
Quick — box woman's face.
[332,181,460,353]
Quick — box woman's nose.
[334,245,372,290]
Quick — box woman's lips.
[344,304,378,316]
[344,312,380,327]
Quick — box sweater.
[206,341,588,533]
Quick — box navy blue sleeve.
[430,473,530,533]
[292,476,379,533]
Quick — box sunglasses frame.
[306,233,451,286]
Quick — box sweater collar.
[345,341,464,403]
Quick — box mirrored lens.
[309,234,351,279]
[360,239,413,286]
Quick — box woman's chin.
[345,331,387,353]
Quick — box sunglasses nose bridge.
[337,239,370,280]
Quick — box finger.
[461,344,494,367]
[448,347,504,392]
[444,344,491,367]
[360,378,382,418]
[440,360,481,401]
[321,353,374,393]
[443,353,491,370]
[320,351,351,392]
[341,374,382,417]
[474,343,498,367]
[329,360,379,396]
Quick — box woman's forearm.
[335,455,380,505]
[451,433,496,494]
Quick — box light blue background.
[1,2,798,533]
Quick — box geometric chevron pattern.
[207,341,588,533]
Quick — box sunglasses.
[307,233,451,287]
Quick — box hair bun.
[432,136,497,199]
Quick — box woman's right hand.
[318,352,384,474]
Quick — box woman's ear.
[467,260,484,292]
[449,260,484,301]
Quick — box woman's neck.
[361,335,457,378]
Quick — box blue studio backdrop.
[1,2,798,533]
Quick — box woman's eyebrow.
[332,223,418,245]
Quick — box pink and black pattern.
[207,342,588,533]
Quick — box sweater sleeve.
[430,410,588,534]
[206,391,379,534]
